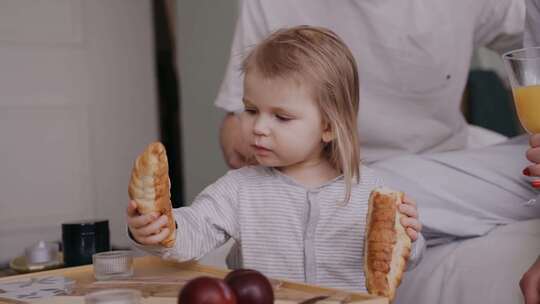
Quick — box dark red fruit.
[224,269,274,304]
[178,276,237,304]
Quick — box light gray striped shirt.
[130,165,425,292]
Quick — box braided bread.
[128,142,176,247]
[364,187,411,302]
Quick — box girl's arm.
[128,171,241,261]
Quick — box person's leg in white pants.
[371,135,540,243]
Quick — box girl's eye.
[276,114,292,122]
[245,108,257,114]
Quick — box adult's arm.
[520,256,540,304]
[517,0,540,282]
[220,112,254,169]
[215,0,270,167]
[521,133,540,304]
[474,0,525,53]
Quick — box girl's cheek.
[241,117,255,137]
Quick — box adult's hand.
[520,256,540,304]
[219,113,256,169]
[525,134,540,177]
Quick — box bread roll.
[128,142,176,247]
[364,187,411,302]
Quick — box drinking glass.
[503,46,540,192]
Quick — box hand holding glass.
[503,46,540,189]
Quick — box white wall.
[0,0,158,265]
[176,0,239,268]
[177,0,238,203]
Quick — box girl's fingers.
[406,227,418,241]
[128,211,160,229]
[138,228,170,245]
[401,217,422,233]
[126,201,138,217]
[126,200,169,246]
[399,203,418,219]
[402,195,416,207]
[134,215,169,237]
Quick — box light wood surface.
[0,256,388,304]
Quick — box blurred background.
[0,0,522,271]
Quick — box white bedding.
[396,219,540,304]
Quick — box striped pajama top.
[130,165,424,292]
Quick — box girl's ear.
[322,123,334,143]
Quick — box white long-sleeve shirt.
[131,165,425,292]
[215,0,524,163]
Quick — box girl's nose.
[253,116,270,136]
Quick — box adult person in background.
[216,0,540,303]
[219,0,525,168]
[217,0,537,235]
[520,1,540,303]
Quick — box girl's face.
[240,70,332,173]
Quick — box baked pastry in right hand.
[128,142,176,248]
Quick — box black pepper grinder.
[61,219,110,267]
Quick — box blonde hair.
[242,25,361,203]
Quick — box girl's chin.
[256,160,275,167]
[255,157,281,167]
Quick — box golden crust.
[128,142,176,248]
[364,187,412,302]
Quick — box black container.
[61,219,110,267]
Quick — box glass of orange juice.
[503,46,540,188]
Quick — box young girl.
[127,26,424,292]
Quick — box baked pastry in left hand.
[364,187,411,302]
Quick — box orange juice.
[512,85,540,133]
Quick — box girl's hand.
[398,195,422,241]
[126,200,170,245]
[525,134,540,178]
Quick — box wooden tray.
[0,256,387,304]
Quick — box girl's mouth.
[252,144,272,155]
